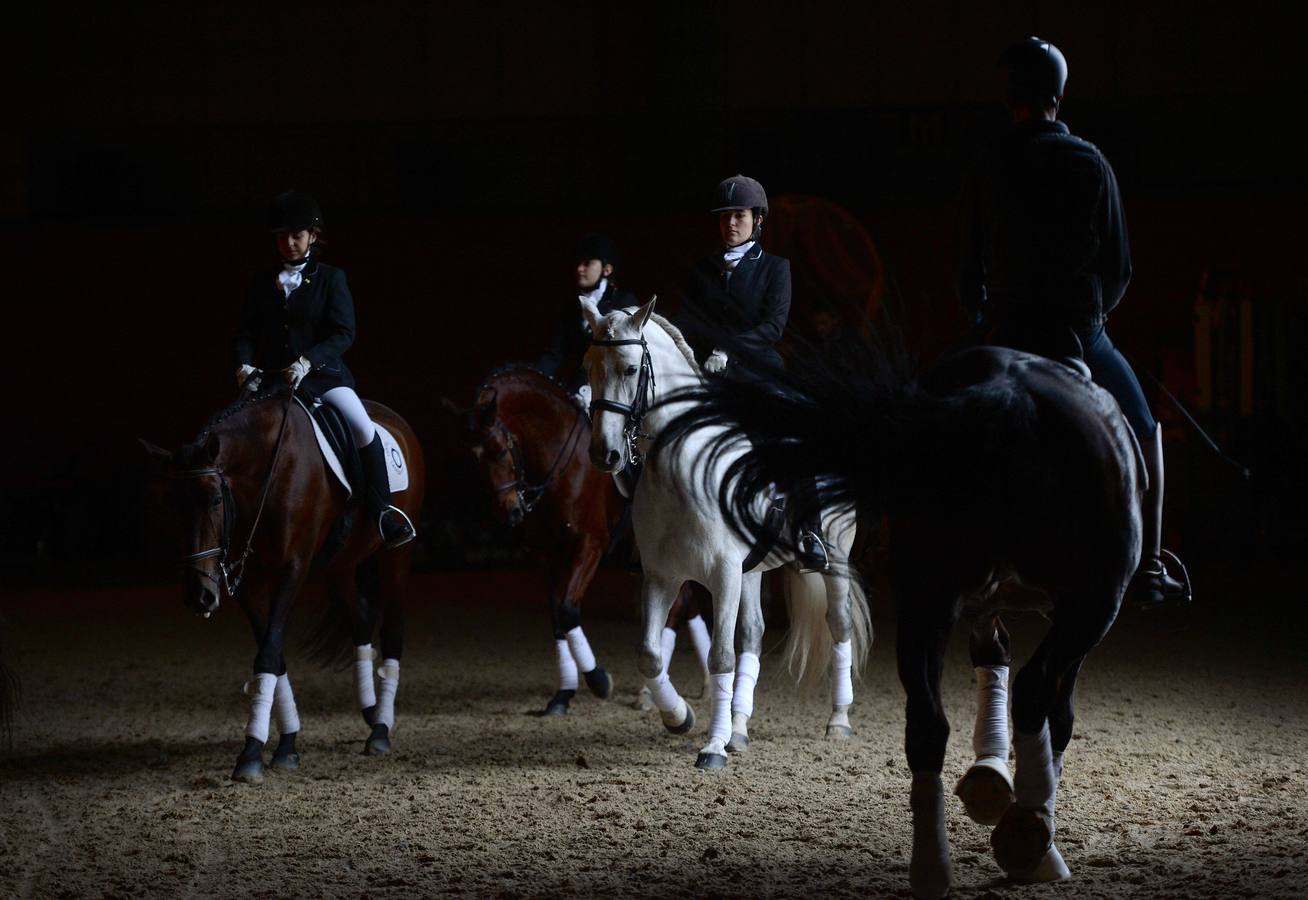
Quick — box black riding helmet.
[269,190,324,233]
[998,36,1068,110]
[711,174,769,217]
[576,233,619,268]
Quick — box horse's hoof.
[1008,843,1071,883]
[695,751,729,770]
[231,758,266,784]
[633,687,655,711]
[663,701,696,735]
[364,723,392,756]
[544,689,574,716]
[726,732,750,753]
[955,757,1015,826]
[992,805,1054,876]
[825,723,854,740]
[584,667,614,700]
[270,751,301,772]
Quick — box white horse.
[581,297,872,768]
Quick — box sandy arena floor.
[2,566,1307,898]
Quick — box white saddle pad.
[294,397,410,498]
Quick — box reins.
[477,400,588,520]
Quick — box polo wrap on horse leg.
[645,669,682,713]
[274,672,300,735]
[555,639,579,691]
[1013,723,1057,819]
[687,614,711,671]
[355,644,377,711]
[375,658,400,730]
[708,672,734,746]
[974,665,1010,761]
[731,652,760,718]
[564,626,596,674]
[660,626,676,673]
[832,639,854,708]
[245,672,278,744]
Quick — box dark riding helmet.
[575,233,619,268]
[269,190,324,233]
[998,36,1068,109]
[710,174,769,218]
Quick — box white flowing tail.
[782,567,872,684]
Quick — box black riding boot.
[1129,423,1191,608]
[360,435,416,549]
[793,477,830,574]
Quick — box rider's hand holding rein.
[236,364,261,392]
[704,349,729,374]
[283,357,311,388]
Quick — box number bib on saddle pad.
[293,396,409,498]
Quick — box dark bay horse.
[462,367,711,716]
[662,344,1141,897]
[144,384,425,783]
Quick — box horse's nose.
[508,505,524,526]
[605,449,622,469]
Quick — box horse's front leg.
[955,615,1015,824]
[823,569,856,740]
[233,564,305,784]
[895,582,959,899]
[638,572,694,734]
[695,564,742,770]
[546,534,610,717]
[726,572,763,753]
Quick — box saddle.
[293,397,410,499]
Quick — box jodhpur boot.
[360,435,416,549]
[1129,423,1191,608]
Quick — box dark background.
[4,1,1306,583]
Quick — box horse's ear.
[139,439,172,475]
[203,433,221,462]
[579,296,604,334]
[633,294,658,332]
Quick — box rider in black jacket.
[537,234,637,404]
[234,191,415,549]
[674,175,827,573]
[959,38,1188,607]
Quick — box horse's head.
[582,296,657,474]
[463,389,531,527]
[142,433,229,618]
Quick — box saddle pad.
[294,397,409,497]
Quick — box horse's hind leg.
[992,594,1118,883]
[955,615,1015,824]
[823,570,856,740]
[726,572,763,753]
[546,535,610,716]
[363,548,413,756]
[682,583,713,699]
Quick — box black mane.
[193,385,292,445]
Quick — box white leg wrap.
[660,627,677,672]
[274,673,300,735]
[355,644,377,711]
[645,670,682,713]
[1013,723,1057,821]
[910,772,952,899]
[731,652,760,718]
[555,639,578,691]
[687,615,711,672]
[244,672,277,744]
[707,672,734,747]
[564,626,597,674]
[973,665,1010,761]
[374,658,400,731]
[832,639,854,708]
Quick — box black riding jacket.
[959,118,1131,333]
[537,282,637,393]
[233,255,356,396]
[675,244,792,370]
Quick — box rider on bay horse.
[959,37,1188,607]
[673,175,830,573]
[537,233,637,410]
[233,190,416,549]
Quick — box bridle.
[588,334,656,466]
[174,393,293,613]
[473,410,586,522]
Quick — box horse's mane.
[605,308,701,376]
[193,386,290,444]
[475,364,571,401]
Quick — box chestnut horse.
[144,384,424,783]
[463,367,711,716]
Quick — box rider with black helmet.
[233,191,416,549]
[959,38,1189,608]
[537,233,637,408]
[674,175,827,572]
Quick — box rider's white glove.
[283,356,312,388]
[573,383,592,413]
[704,349,729,374]
[236,364,261,391]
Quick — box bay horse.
[582,299,872,770]
[143,383,425,783]
[461,366,712,716]
[660,338,1141,896]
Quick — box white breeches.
[322,386,378,446]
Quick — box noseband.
[473,411,586,523]
[588,336,655,466]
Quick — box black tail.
[655,332,920,550]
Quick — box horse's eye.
[211,496,223,509]
[625,365,638,376]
